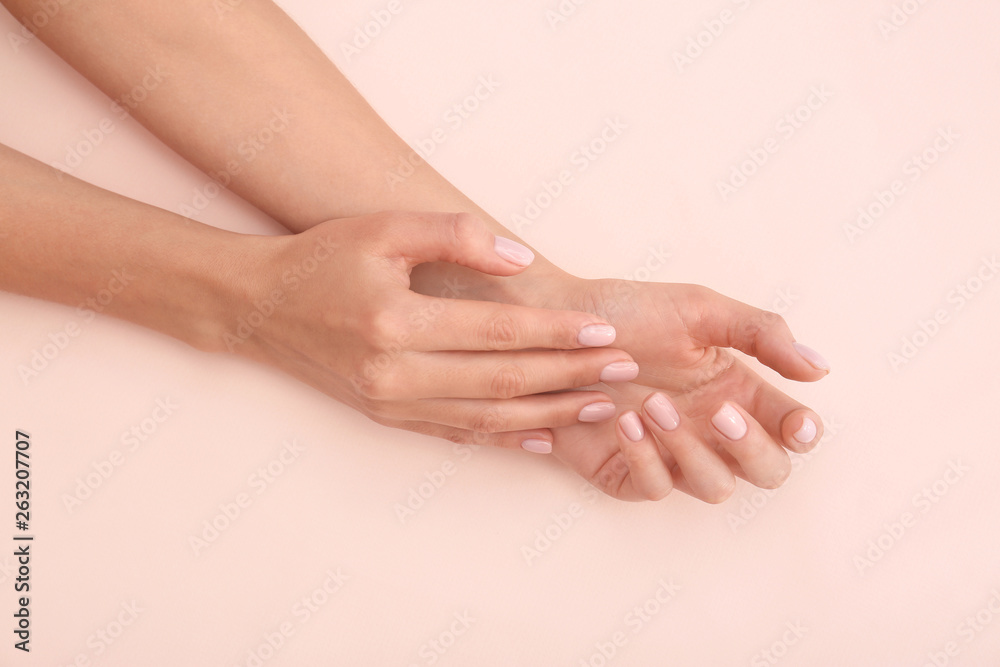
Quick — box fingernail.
[645,393,680,431]
[793,417,817,444]
[521,438,552,454]
[578,402,616,423]
[494,236,535,267]
[578,324,616,347]
[793,342,830,372]
[619,411,644,442]
[711,403,747,440]
[599,361,639,382]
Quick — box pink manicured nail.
[712,403,748,440]
[793,342,830,372]
[521,439,552,454]
[645,393,680,431]
[619,411,645,442]
[494,237,535,267]
[578,402,616,423]
[794,417,817,444]
[578,324,616,347]
[599,361,639,382]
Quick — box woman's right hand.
[219,211,638,451]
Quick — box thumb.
[375,211,535,276]
[684,286,831,381]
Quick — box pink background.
[2,1,1000,665]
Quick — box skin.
[1,0,829,502]
[0,146,631,447]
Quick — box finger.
[640,392,735,504]
[364,348,638,401]
[725,360,825,455]
[403,295,620,351]
[680,285,831,381]
[393,418,556,454]
[708,401,791,490]
[615,411,674,501]
[373,211,538,275]
[387,392,618,432]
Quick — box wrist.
[195,232,288,356]
[410,256,578,309]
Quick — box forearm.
[0,0,570,306]
[0,142,248,351]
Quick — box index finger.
[403,295,618,352]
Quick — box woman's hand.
[539,278,831,503]
[222,212,640,451]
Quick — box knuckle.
[745,310,785,338]
[356,368,401,403]
[468,430,500,447]
[733,309,785,357]
[363,212,402,248]
[354,389,380,413]
[479,312,520,350]
[361,307,404,351]
[489,364,528,399]
[446,211,483,247]
[760,310,786,331]
[552,317,584,348]
[469,406,509,434]
[445,430,470,445]
[566,351,605,387]
[682,283,716,308]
